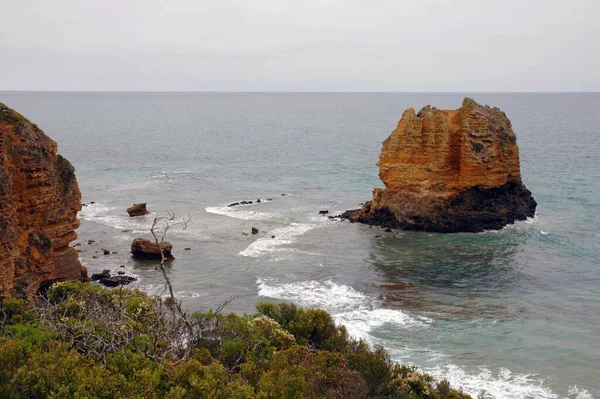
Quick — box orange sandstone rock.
[0,103,86,297]
[343,99,536,232]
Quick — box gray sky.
[1,0,598,91]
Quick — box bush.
[0,282,472,398]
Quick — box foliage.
[0,282,472,398]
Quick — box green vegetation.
[469,140,484,153]
[0,103,30,124]
[462,98,478,108]
[57,154,76,194]
[27,231,52,253]
[0,282,471,398]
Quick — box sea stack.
[343,98,537,233]
[0,103,86,297]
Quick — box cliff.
[0,103,86,297]
[343,98,536,232]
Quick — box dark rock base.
[342,182,537,233]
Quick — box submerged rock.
[131,238,174,260]
[91,269,136,286]
[0,103,87,296]
[343,99,536,233]
[127,203,150,217]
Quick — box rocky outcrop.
[343,99,536,232]
[0,103,86,297]
[131,238,174,260]
[127,203,150,217]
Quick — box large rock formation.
[0,103,86,297]
[343,98,536,232]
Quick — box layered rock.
[0,103,86,297]
[343,99,536,232]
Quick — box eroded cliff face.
[343,99,537,232]
[0,103,86,297]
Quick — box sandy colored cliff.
[0,103,86,297]
[343,98,536,232]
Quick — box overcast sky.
[1,0,598,91]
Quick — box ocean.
[2,91,599,398]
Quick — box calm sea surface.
[2,92,599,398]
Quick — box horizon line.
[1,90,599,94]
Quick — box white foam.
[240,223,315,257]
[205,206,279,221]
[426,364,559,399]
[140,284,203,299]
[78,203,153,231]
[567,386,593,399]
[256,278,431,340]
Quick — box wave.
[256,277,588,399]
[426,364,594,399]
[78,203,153,230]
[256,278,431,340]
[205,206,279,221]
[140,284,203,299]
[240,223,316,258]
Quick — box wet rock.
[102,248,110,255]
[131,238,174,260]
[91,269,111,281]
[127,203,150,217]
[228,202,240,207]
[319,210,329,215]
[91,268,136,287]
[256,199,261,203]
[88,240,95,244]
[251,227,259,235]
[185,247,191,250]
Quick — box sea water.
[2,91,598,398]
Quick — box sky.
[1,0,598,92]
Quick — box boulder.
[131,238,174,260]
[127,203,150,217]
[343,99,536,233]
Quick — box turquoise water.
[2,92,599,398]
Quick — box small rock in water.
[374,235,382,238]
[185,247,191,250]
[121,229,131,233]
[127,203,150,217]
[90,201,95,204]
[281,193,286,196]
[102,248,110,255]
[92,255,98,259]
[256,199,261,203]
[251,227,259,234]
[266,198,273,201]
[319,210,329,214]
[73,243,81,247]
[228,202,240,207]
[385,228,393,232]
[119,264,125,268]
[88,239,95,244]
[271,235,275,238]
[117,271,125,275]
